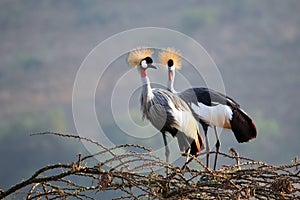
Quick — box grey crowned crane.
[158,48,257,169]
[127,48,204,163]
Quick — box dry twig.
[1,132,299,199]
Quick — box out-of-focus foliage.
[180,8,218,34]
[0,109,82,189]
[0,109,66,139]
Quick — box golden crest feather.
[158,47,182,69]
[127,48,154,67]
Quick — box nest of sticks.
[1,132,299,199]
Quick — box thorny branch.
[0,132,299,199]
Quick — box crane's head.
[158,47,182,72]
[158,48,181,82]
[128,48,157,71]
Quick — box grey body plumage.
[140,87,200,153]
[128,48,204,162]
[159,48,257,169]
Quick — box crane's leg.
[162,132,169,176]
[213,126,220,170]
[204,129,210,169]
[162,132,170,163]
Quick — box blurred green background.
[0,0,299,193]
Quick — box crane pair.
[127,47,257,170]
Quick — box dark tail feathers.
[231,108,257,143]
[189,129,205,156]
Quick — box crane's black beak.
[147,64,157,69]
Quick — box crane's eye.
[141,60,147,69]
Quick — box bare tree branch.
[1,132,299,199]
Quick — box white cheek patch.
[169,66,175,71]
[141,60,147,68]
